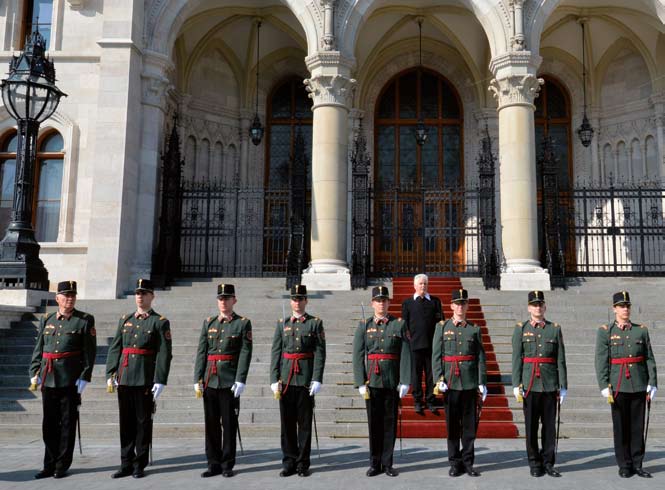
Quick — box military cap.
[613,290,631,306]
[290,284,307,299]
[372,286,390,300]
[135,278,154,293]
[528,290,546,304]
[450,288,469,303]
[57,280,77,295]
[217,283,235,298]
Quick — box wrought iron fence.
[179,181,291,277]
[567,182,665,275]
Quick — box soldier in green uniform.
[511,291,567,478]
[595,291,657,478]
[270,285,326,477]
[194,283,252,478]
[432,288,486,477]
[30,281,96,479]
[105,279,172,479]
[353,286,411,478]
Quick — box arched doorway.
[534,76,575,272]
[373,68,465,275]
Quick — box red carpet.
[389,277,519,438]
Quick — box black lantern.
[415,18,428,146]
[577,19,594,148]
[0,28,66,291]
[249,19,264,146]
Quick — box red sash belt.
[119,348,155,383]
[523,357,556,397]
[282,352,314,394]
[611,356,645,396]
[443,354,476,379]
[367,353,399,380]
[41,351,81,381]
[204,354,236,388]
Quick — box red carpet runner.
[390,277,519,438]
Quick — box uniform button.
[539,344,542,347]
[381,339,384,342]
[539,353,543,357]
[56,341,59,344]
[296,337,300,341]
[132,354,135,358]
[222,330,224,333]
[296,328,299,331]
[57,333,61,336]
[218,349,222,352]
[134,334,138,337]
[55,349,59,353]
[629,354,632,357]
[133,344,137,347]
[381,349,384,352]
[537,334,541,338]
[209,336,212,339]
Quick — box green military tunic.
[352,316,411,389]
[105,310,173,386]
[512,320,567,393]
[270,313,326,386]
[194,313,253,388]
[432,319,487,390]
[30,310,97,388]
[595,321,657,392]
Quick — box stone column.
[489,53,550,290]
[651,93,665,180]
[301,53,355,290]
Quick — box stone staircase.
[1,276,664,440]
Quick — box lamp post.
[0,28,66,290]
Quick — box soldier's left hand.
[558,388,567,405]
[397,384,410,399]
[478,384,488,402]
[309,381,321,396]
[647,384,657,401]
[232,382,245,398]
[151,383,165,401]
[75,379,88,394]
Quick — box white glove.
[513,386,522,401]
[76,379,88,394]
[270,382,280,394]
[398,384,410,399]
[601,387,610,399]
[438,380,448,393]
[479,384,488,402]
[194,383,202,393]
[647,384,657,401]
[31,375,41,386]
[559,388,567,405]
[151,383,165,401]
[107,377,118,388]
[309,381,321,396]
[232,381,245,398]
[359,385,368,398]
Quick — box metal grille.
[179,181,290,277]
[569,183,665,275]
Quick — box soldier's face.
[135,291,154,310]
[414,278,428,296]
[217,296,237,314]
[291,297,307,314]
[528,302,546,319]
[372,297,389,316]
[451,301,468,319]
[55,293,76,312]
[614,304,631,322]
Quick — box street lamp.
[249,19,264,146]
[0,28,66,290]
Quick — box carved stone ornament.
[67,0,84,9]
[488,75,544,109]
[304,74,356,109]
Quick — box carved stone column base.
[0,288,53,307]
[301,260,351,291]
[501,270,551,291]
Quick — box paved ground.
[1,437,664,490]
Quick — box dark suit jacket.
[401,295,443,351]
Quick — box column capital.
[305,51,356,77]
[141,50,175,109]
[489,74,543,110]
[304,74,356,110]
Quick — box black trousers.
[445,389,478,469]
[523,391,557,469]
[203,387,237,470]
[411,348,435,405]
[366,387,399,470]
[279,386,313,471]
[117,386,153,471]
[611,392,646,470]
[42,386,79,472]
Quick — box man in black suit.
[401,274,443,414]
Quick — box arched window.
[23,1,54,48]
[265,76,312,188]
[0,129,64,242]
[375,68,463,190]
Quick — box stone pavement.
[1,437,664,490]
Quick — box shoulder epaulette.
[241,317,247,321]
[122,314,129,320]
[553,323,560,328]
[315,317,319,321]
[600,324,608,330]
[640,324,646,329]
[398,317,403,321]
[439,320,445,325]
[279,318,283,323]
[515,322,522,328]
[160,316,166,321]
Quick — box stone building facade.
[0,1,664,298]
